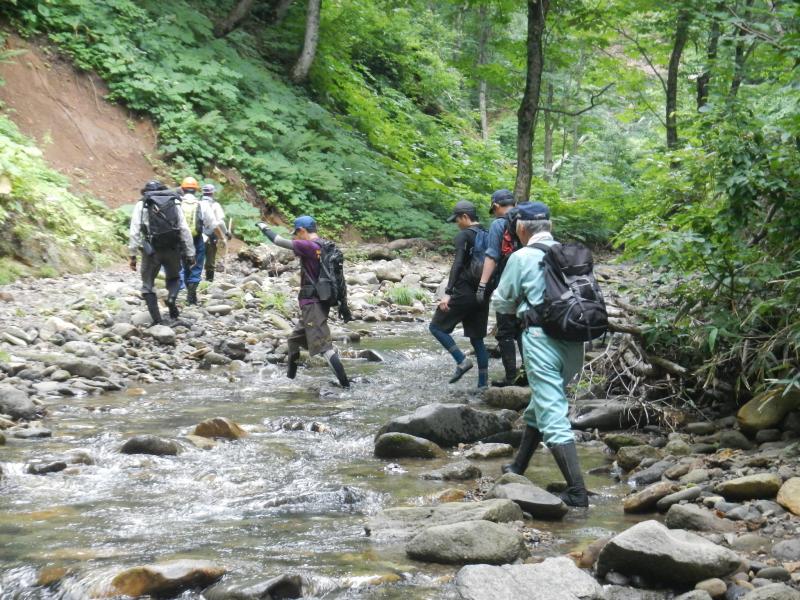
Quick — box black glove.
[183,255,196,270]
[476,283,487,306]
[225,231,233,241]
[339,304,355,323]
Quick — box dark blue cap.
[293,215,317,233]
[516,201,550,221]
[491,189,514,205]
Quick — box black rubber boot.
[327,352,350,388]
[186,283,198,305]
[144,293,162,325]
[206,271,214,282]
[502,426,542,475]
[492,339,517,387]
[287,352,300,379]
[550,442,589,508]
[165,294,180,319]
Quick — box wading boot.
[502,426,542,475]
[205,270,214,282]
[449,358,473,384]
[491,339,517,387]
[144,293,162,325]
[186,283,198,306]
[165,294,180,320]
[287,352,300,379]
[327,352,350,388]
[550,442,589,508]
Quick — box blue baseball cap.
[516,201,550,221]
[292,215,317,234]
[490,189,515,213]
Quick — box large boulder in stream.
[120,435,179,456]
[486,473,567,519]
[0,384,39,420]
[365,498,522,541]
[737,387,800,434]
[483,386,530,411]
[374,432,446,459]
[570,398,643,431]
[193,418,247,440]
[111,559,227,597]
[456,557,603,600]
[714,473,782,501]
[376,403,515,447]
[406,520,528,565]
[596,520,742,585]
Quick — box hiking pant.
[140,248,181,300]
[288,302,333,357]
[205,234,218,280]
[521,327,584,446]
[180,235,205,288]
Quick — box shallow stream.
[1,323,645,599]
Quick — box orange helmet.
[181,176,199,190]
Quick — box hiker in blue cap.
[256,215,351,388]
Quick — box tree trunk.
[696,6,721,110]
[291,0,322,84]
[543,82,554,179]
[666,8,691,149]
[214,0,257,38]
[272,0,294,24]
[477,6,491,142]
[514,0,550,203]
[729,0,755,100]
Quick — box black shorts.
[495,311,521,341]
[431,295,489,340]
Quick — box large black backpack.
[305,239,347,307]
[143,191,182,251]
[524,242,608,342]
[463,225,489,289]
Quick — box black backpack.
[464,225,489,289]
[305,239,347,307]
[142,191,182,251]
[524,242,608,342]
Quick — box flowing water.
[0,323,645,599]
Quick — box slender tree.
[214,0,258,38]
[291,0,322,83]
[697,4,722,109]
[666,7,691,149]
[477,5,492,142]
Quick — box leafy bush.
[386,284,427,306]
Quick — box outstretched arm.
[257,222,293,250]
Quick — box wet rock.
[681,469,711,485]
[718,431,753,451]
[50,369,71,382]
[357,349,384,362]
[456,556,603,600]
[756,566,790,582]
[218,340,247,360]
[111,559,227,597]
[603,585,668,600]
[570,399,642,431]
[12,427,52,439]
[675,592,713,600]
[421,461,481,481]
[26,460,68,475]
[666,438,693,456]
[604,433,647,452]
[464,442,513,459]
[772,538,800,561]
[406,520,528,565]
[715,474,782,501]
[623,481,679,513]
[193,417,247,440]
[120,435,179,456]
[376,403,515,447]
[55,357,109,379]
[0,384,39,420]
[695,578,727,598]
[737,388,800,434]
[483,386,530,411]
[147,324,176,345]
[665,504,736,533]
[40,316,80,340]
[205,573,304,600]
[630,460,675,487]
[755,429,781,443]
[741,584,800,600]
[374,432,446,459]
[730,534,770,553]
[184,434,217,450]
[596,520,742,585]
[724,505,763,523]
[207,304,233,316]
[726,584,752,600]
[365,498,523,541]
[62,341,99,357]
[656,486,704,512]
[111,322,138,339]
[685,422,716,435]
[486,474,567,519]
[776,477,800,516]
[617,445,660,471]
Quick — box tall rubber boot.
[502,426,542,475]
[186,283,198,305]
[550,442,589,507]
[165,294,180,319]
[144,293,162,325]
[206,270,215,282]
[287,352,300,379]
[492,339,517,387]
[326,352,350,388]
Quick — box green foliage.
[386,284,427,306]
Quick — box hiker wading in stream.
[490,201,589,508]
[429,200,490,388]
[201,184,231,283]
[129,180,195,324]
[256,216,353,388]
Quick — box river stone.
[694,578,727,598]
[55,357,109,379]
[374,432,446,459]
[675,593,712,600]
[120,435,179,456]
[0,384,38,420]
[665,504,736,533]
[62,341,99,357]
[776,477,800,515]
[365,498,523,540]
[456,556,603,600]
[681,469,711,485]
[718,431,753,451]
[486,480,567,519]
[686,422,717,435]
[596,520,742,585]
[193,417,247,440]
[604,433,647,452]
[741,584,800,600]
[147,324,176,345]
[666,438,693,456]
[464,442,513,459]
[131,311,155,327]
[617,445,660,471]
[40,316,80,340]
[26,461,68,475]
[110,322,138,339]
[656,486,704,512]
[406,520,527,565]
[207,304,233,316]
[737,388,800,434]
[772,538,800,561]
[756,566,790,582]
[715,474,782,500]
[623,481,679,513]
[603,587,669,600]
[570,399,642,431]
[184,434,217,450]
[205,573,305,600]
[12,427,52,439]
[483,386,530,411]
[630,459,674,486]
[111,559,227,597]
[376,403,515,447]
[0,432,5,445]
[421,461,481,481]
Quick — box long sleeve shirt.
[201,197,228,237]
[128,197,195,259]
[490,232,557,320]
[445,226,482,297]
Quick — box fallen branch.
[537,83,615,117]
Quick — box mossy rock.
[737,388,800,434]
